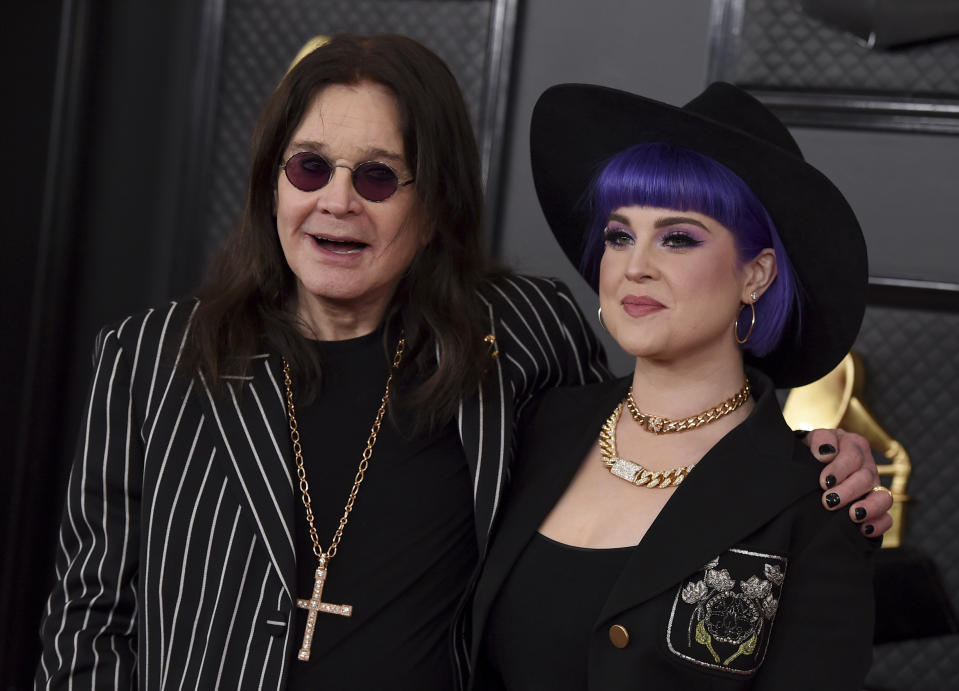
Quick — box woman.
[35,34,883,689]
[469,83,878,689]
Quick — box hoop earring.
[597,306,609,333]
[735,294,758,345]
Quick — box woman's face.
[275,80,425,325]
[598,205,772,366]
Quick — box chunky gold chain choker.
[601,379,751,489]
[625,378,750,434]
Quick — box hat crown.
[684,82,803,159]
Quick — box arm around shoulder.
[544,277,610,386]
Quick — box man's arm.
[36,325,141,690]
[547,277,611,386]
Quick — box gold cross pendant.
[295,555,352,661]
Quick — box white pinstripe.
[144,379,194,686]
[248,381,294,493]
[65,341,123,688]
[275,589,292,690]
[160,431,210,688]
[176,475,225,691]
[88,348,124,688]
[192,510,242,685]
[488,282,556,385]
[556,288,606,382]
[485,355,508,535]
[213,536,256,690]
[238,563,273,689]
[471,382,485,499]
[261,358,286,414]
[144,303,196,452]
[501,276,562,379]
[499,321,541,384]
[143,304,178,421]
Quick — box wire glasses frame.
[279,151,414,202]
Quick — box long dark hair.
[188,34,493,427]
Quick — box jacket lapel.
[197,354,297,600]
[470,378,629,651]
[597,375,815,623]
[459,343,516,557]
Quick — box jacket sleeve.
[754,509,877,690]
[35,324,143,690]
[547,277,610,386]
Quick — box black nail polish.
[825,493,840,508]
[818,443,836,456]
[864,525,875,535]
[793,429,809,440]
[825,474,836,489]
[854,507,867,521]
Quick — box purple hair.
[581,142,801,357]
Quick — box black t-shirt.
[285,330,477,689]
[484,533,631,690]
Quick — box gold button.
[609,624,629,648]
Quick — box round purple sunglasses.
[280,152,414,202]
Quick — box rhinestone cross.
[295,555,352,661]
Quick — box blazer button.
[263,610,288,637]
[609,624,630,648]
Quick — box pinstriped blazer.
[35,274,609,690]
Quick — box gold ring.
[871,485,894,499]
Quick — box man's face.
[275,81,424,334]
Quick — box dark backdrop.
[1,1,207,686]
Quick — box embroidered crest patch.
[666,548,787,675]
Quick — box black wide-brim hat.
[530,82,868,388]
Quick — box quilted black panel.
[202,0,492,264]
[715,0,959,94]
[854,304,959,690]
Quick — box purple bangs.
[581,142,801,357]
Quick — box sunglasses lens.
[353,162,400,202]
[283,154,404,201]
[285,152,332,192]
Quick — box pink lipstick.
[621,295,665,317]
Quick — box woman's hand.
[799,428,894,537]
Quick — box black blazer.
[469,373,876,690]
[35,274,609,690]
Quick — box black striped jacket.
[35,274,609,690]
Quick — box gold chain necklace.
[282,336,405,662]
[599,402,696,488]
[625,378,750,434]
